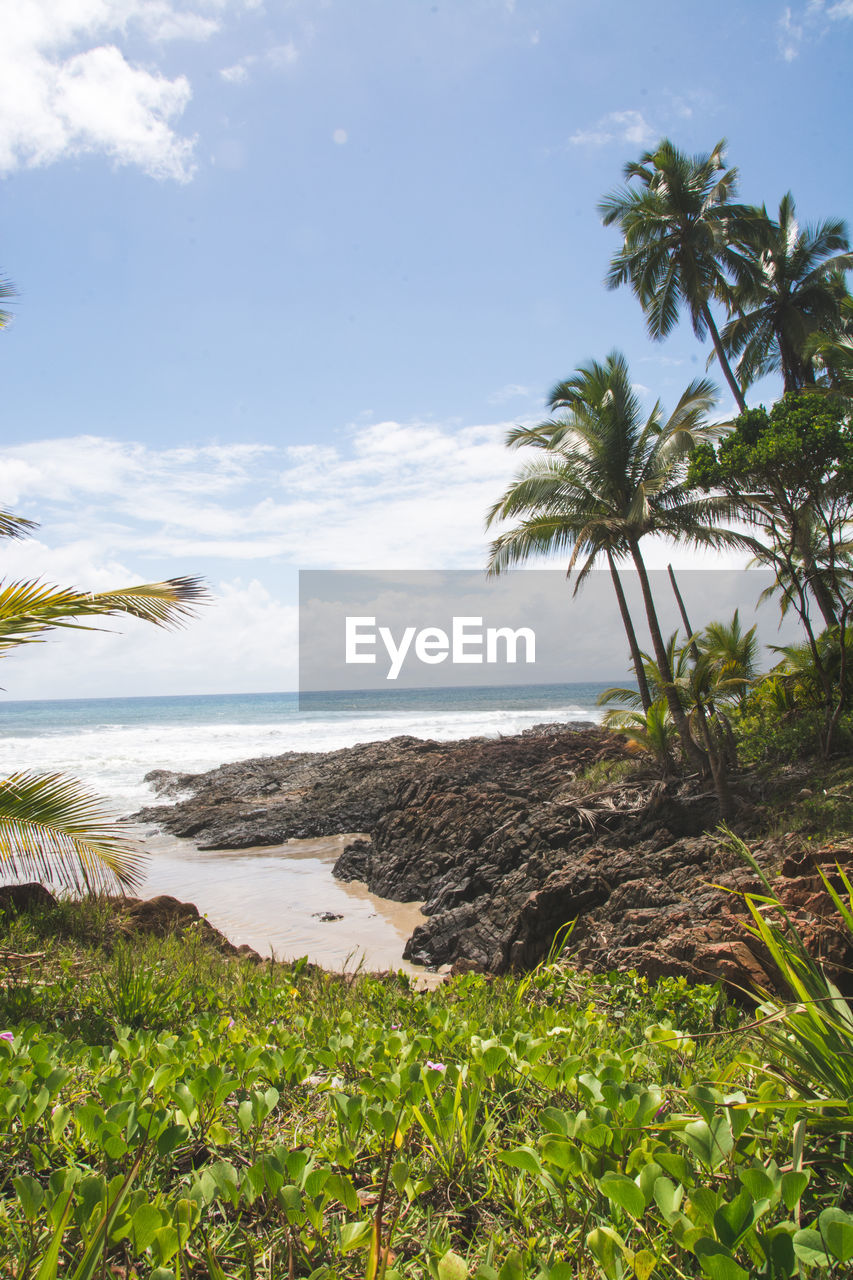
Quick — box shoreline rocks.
[134,724,853,993]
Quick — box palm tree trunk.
[628,537,709,774]
[607,550,652,713]
[667,565,736,816]
[702,302,747,413]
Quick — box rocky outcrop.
[134,726,853,994]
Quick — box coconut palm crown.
[722,193,852,393]
[599,138,755,411]
[486,351,744,768]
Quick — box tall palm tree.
[722,194,852,393]
[599,138,751,412]
[0,509,208,892]
[485,352,737,771]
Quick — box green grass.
[1,897,853,1278]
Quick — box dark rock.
[0,883,58,915]
[130,724,853,996]
[312,911,343,922]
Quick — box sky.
[0,0,850,698]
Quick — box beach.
[0,683,607,968]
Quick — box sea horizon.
[0,681,625,967]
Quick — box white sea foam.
[0,689,606,968]
[0,701,601,812]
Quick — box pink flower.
[0,1032,13,1043]
[425,1060,446,1072]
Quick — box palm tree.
[699,609,759,706]
[485,351,738,773]
[599,138,751,412]
[0,510,207,892]
[722,194,852,393]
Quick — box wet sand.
[137,829,427,974]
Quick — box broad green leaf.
[499,1147,541,1177]
[14,1174,44,1221]
[818,1208,853,1263]
[792,1228,829,1268]
[131,1202,165,1254]
[780,1170,808,1212]
[599,1172,644,1219]
[653,1177,683,1222]
[586,1227,626,1280]
[339,1220,373,1252]
[325,1172,359,1213]
[498,1251,524,1280]
[439,1249,469,1280]
[713,1190,755,1248]
[632,1251,656,1280]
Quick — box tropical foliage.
[3,893,853,1280]
[0,512,206,891]
[485,350,744,782]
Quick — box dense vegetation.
[0,867,852,1280]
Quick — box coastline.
[133,720,853,991]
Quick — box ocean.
[0,683,611,969]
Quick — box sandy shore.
[136,828,428,973]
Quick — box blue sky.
[0,0,851,697]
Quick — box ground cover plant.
[1,894,852,1280]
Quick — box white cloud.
[0,1,259,180]
[220,59,253,83]
[0,420,755,697]
[220,40,298,85]
[778,0,853,59]
[488,383,532,404]
[569,109,655,149]
[0,422,521,574]
[778,6,805,59]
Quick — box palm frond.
[0,772,145,892]
[0,576,209,654]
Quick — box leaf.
[793,1228,829,1268]
[586,1227,626,1280]
[682,1117,732,1169]
[14,1174,45,1221]
[713,1190,755,1249]
[780,1170,808,1212]
[498,1251,524,1280]
[499,1147,542,1177]
[632,1252,656,1280]
[339,1220,373,1252]
[652,1177,683,1222]
[325,1172,359,1214]
[599,1172,645,1219]
[696,1253,749,1280]
[818,1208,853,1263]
[439,1250,469,1280]
[131,1203,165,1254]
[540,1137,581,1173]
[33,1190,73,1280]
